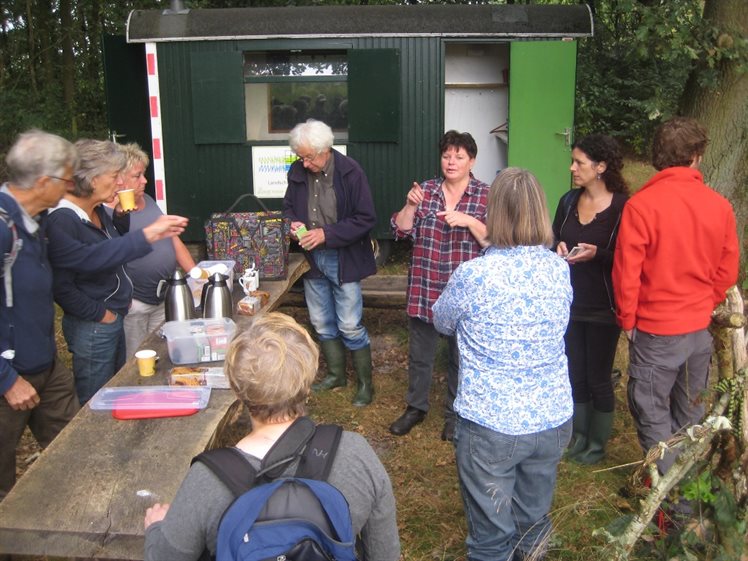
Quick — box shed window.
[244,51,348,141]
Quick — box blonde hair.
[224,313,319,423]
[485,167,553,248]
[120,142,150,171]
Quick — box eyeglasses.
[296,153,318,163]
[48,176,75,185]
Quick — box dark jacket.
[47,202,152,321]
[0,192,57,392]
[552,188,628,317]
[283,149,377,283]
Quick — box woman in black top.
[553,134,629,464]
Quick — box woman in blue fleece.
[46,140,188,404]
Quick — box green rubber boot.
[351,345,373,407]
[574,409,614,465]
[312,339,347,392]
[565,402,591,460]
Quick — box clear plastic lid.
[89,386,211,411]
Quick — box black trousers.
[563,319,620,412]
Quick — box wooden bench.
[0,254,309,560]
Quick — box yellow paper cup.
[135,349,157,377]
[117,189,136,212]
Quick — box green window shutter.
[190,50,245,144]
[348,49,400,143]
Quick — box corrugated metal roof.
[127,4,593,43]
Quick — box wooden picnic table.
[0,253,309,560]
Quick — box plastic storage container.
[162,317,237,364]
[89,386,211,419]
[186,260,236,307]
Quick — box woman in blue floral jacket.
[433,167,573,561]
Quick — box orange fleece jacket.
[613,167,739,335]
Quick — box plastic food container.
[89,386,211,419]
[186,260,236,307]
[162,317,237,364]
[169,366,229,389]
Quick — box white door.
[444,43,509,185]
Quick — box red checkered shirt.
[391,176,489,323]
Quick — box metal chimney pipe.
[163,0,189,15]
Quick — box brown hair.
[439,130,478,159]
[652,117,708,171]
[572,134,629,195]
[486,167,553,249]
[224,312,319,423]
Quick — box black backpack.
[192,417,358,561]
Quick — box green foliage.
[575,0,748,155]
[575,0,701,154]
[681,470,716,503]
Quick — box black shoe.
[389,406,426,436]
[441,419,455,441]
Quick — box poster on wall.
[251,145,347,199]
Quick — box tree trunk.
[24,0,37,96]
[37,0,55,87]
[60,0,76,134]
[680,0,748,253]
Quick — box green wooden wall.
[156,37,444,241]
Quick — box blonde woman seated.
[143,312,400,561]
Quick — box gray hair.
[288,119,334,154]
[72,139,127,198]
[5,129,78,189]
[120,142,150,171]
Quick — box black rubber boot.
[565,401,591,460]
[350,345,373,406]
[574,409,614,465]
[312,339,347,392]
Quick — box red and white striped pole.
[145,42,167,213]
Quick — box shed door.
[102,35,154,190]
[508,40,577,215]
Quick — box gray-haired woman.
[46,139,187,404]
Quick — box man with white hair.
[0,130,80,500]
[283,119,377,406]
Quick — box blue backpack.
[192,417,358,561]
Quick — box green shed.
[111,3,593,260]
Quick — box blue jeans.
[303,249,369,350]
[62,313,126,405]
[454,416,572,561]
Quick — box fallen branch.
[594,393,732,560]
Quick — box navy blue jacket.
[283,150,377,283]
[0,192,58,393]
[47,202,152,322]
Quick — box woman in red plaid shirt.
[388,130,489,441]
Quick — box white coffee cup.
[239,268,259,294]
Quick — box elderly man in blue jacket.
[0,130,81,501]
[283,119,377,406]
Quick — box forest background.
[0,0,745,242]
[2,0,747,559]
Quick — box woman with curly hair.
[552,134,629,464]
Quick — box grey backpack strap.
[0,207,21,309]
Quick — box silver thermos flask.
[201,272,233,319]
[157,270,196,322]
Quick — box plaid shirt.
[391,176,489,323]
